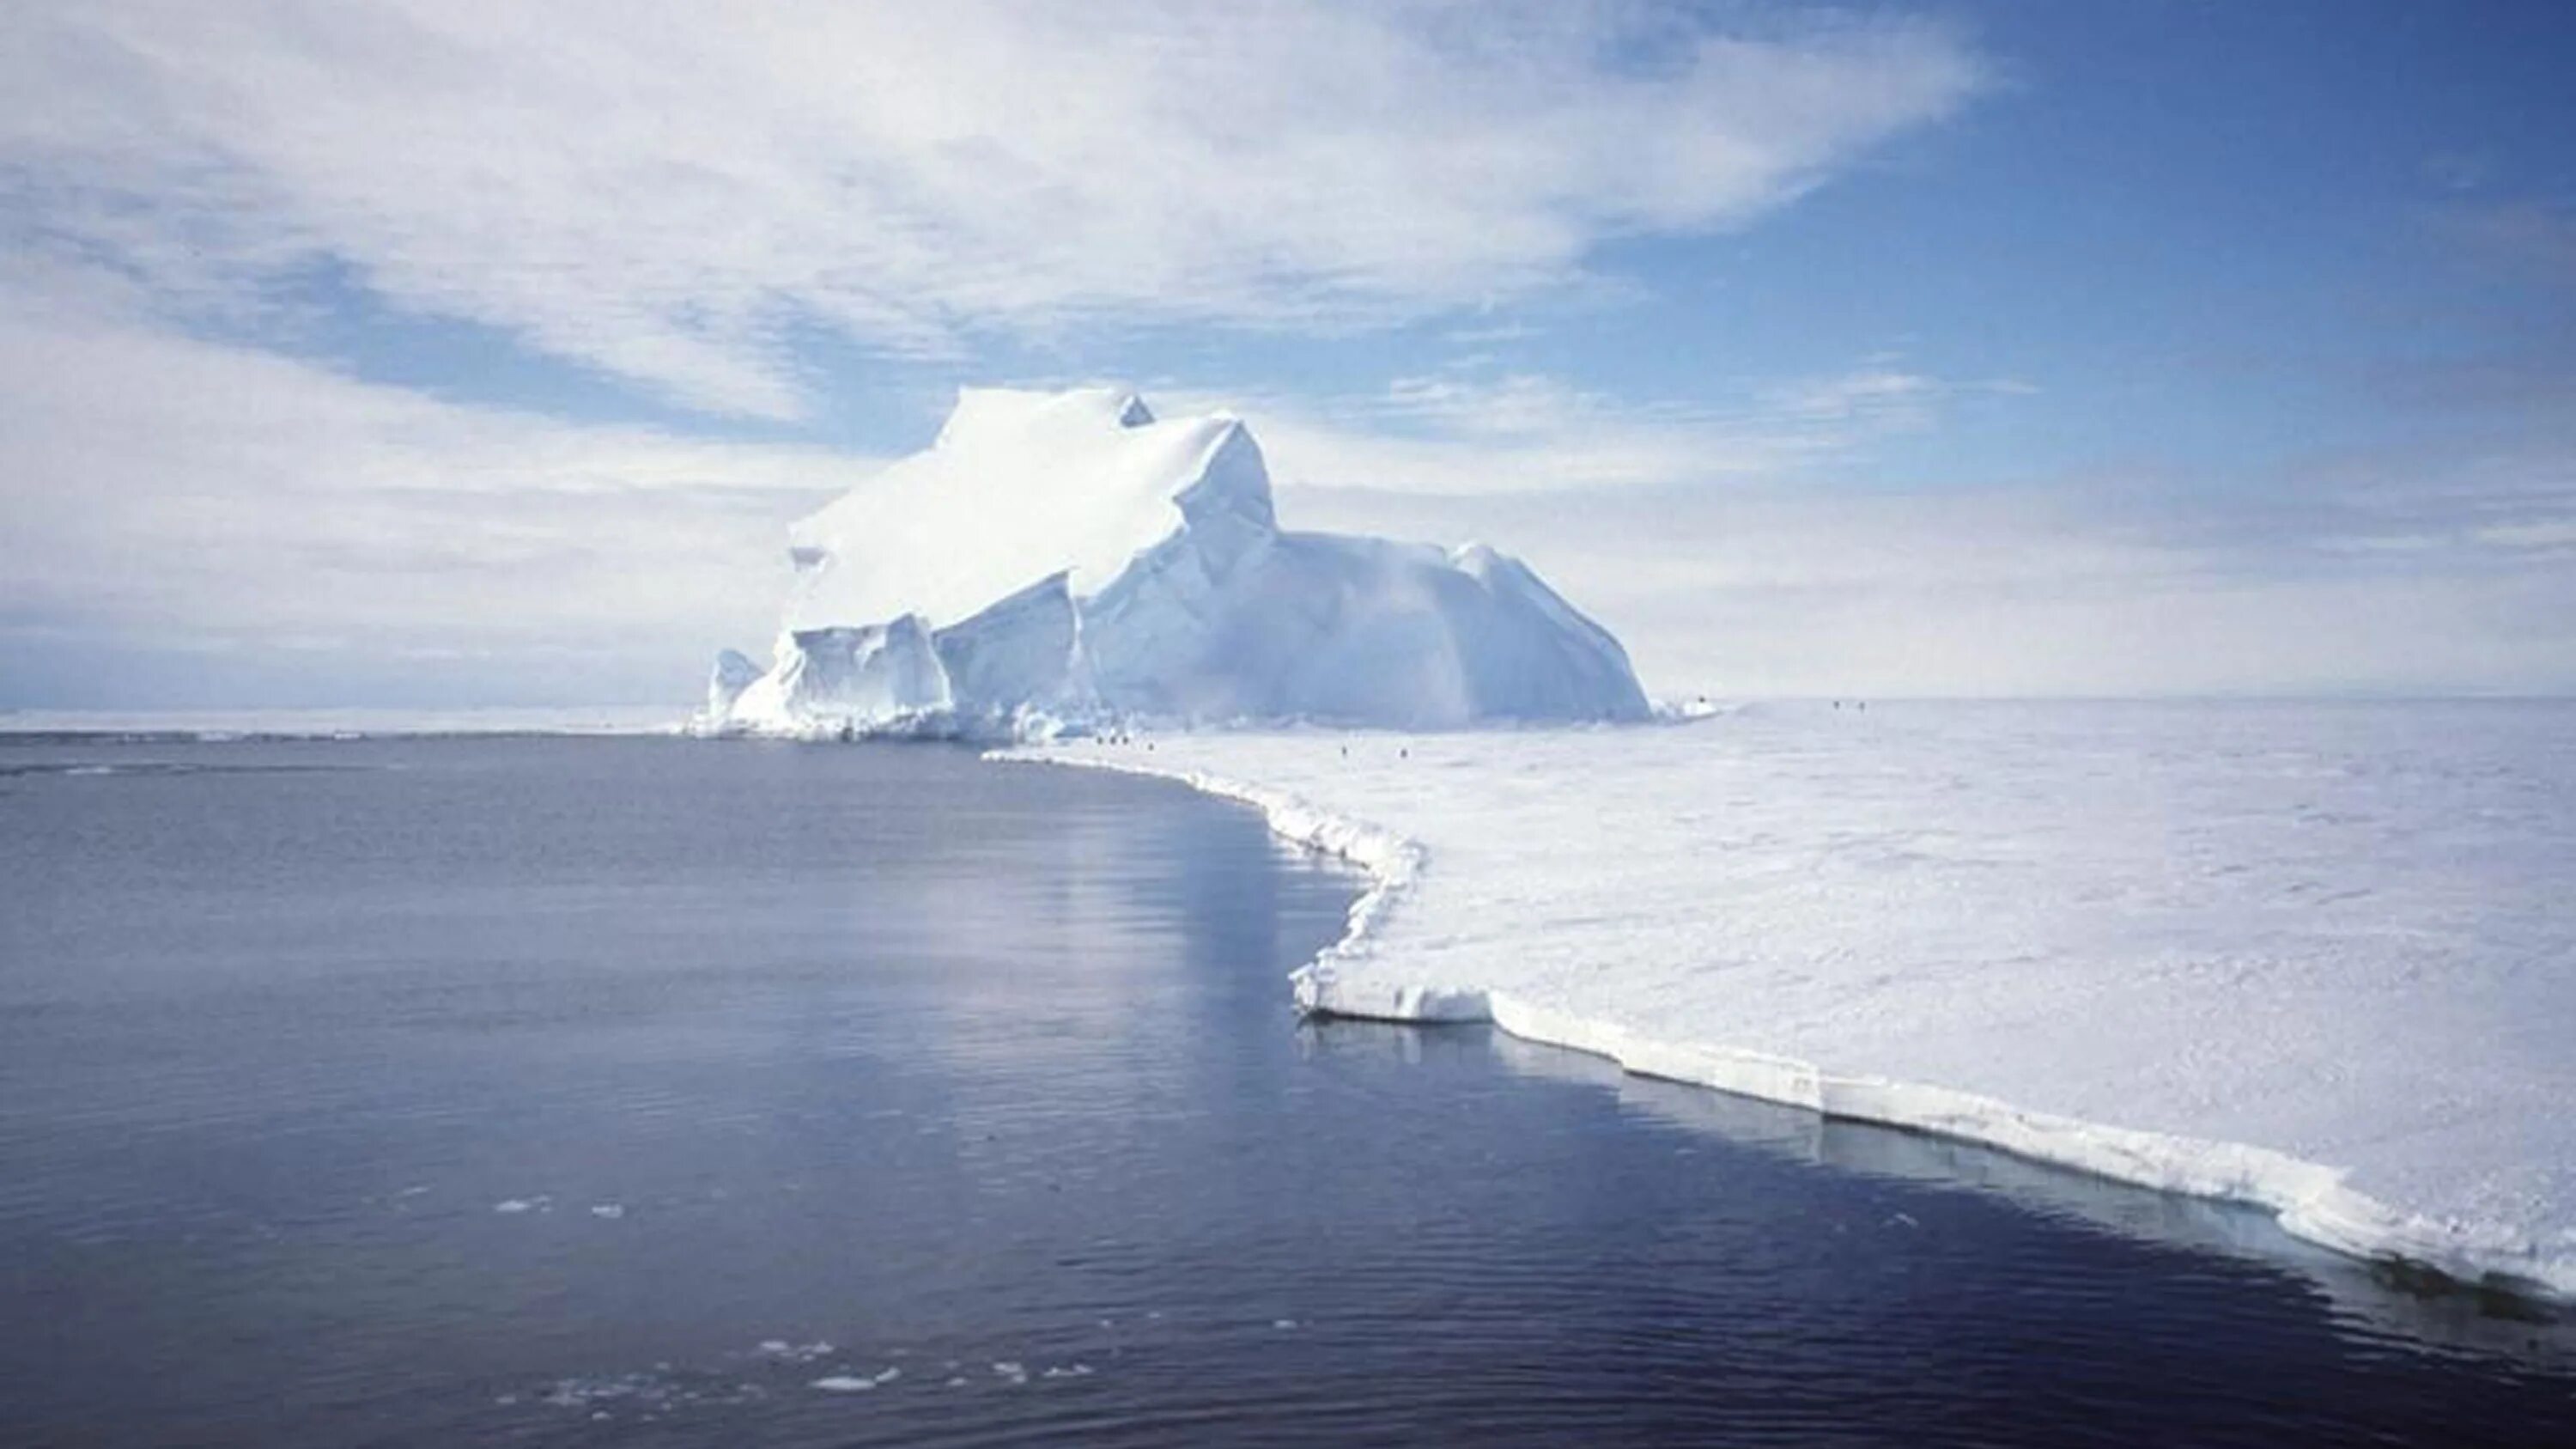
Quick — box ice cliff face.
[704,387,1649,737]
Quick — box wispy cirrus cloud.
[1282,460,2576,698]
[1162,361,2026,495]
[8,284,2572,704]
[0,1,1983,419]
[0,263,869,703]
[1146,370,2576,697]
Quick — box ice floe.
[999,701,2576,1300]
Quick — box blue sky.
[3,0,2573,707]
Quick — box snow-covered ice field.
[1004,701,2576,1298]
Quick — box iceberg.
[704,387,1648,737]
[728,617,952,725]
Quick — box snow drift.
[702,387,1648,737]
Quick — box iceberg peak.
[932,385,1157,451]
[788,387,1261,633]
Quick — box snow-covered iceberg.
[702,387,1648,737]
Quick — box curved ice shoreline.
[994,743,2574,1303]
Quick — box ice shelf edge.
[988,744,2573,1304]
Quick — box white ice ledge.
[998,707,2576,1304]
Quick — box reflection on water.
[1,734,2570,1448]
[1479,1027,2575,1370]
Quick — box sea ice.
[1002,701,2576,1298]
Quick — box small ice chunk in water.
[810,1376,874,1393]
[590,1203,625,1220]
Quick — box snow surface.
[708,387,1647,736]
[787,387,1257,632]
[1000,701,2576,1298]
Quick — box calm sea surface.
[1,735,2570,1446]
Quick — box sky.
[3,0,2573,708]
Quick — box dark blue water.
[1,735,2569,1447]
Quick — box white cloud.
[1765,366,1937,425]
[2476,520,2576,551]
[1161,361,1994,496]
[1222,399,2576,698]
[0,271,872,699]
[0,1,1983,418]
[7,289,2571,704]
